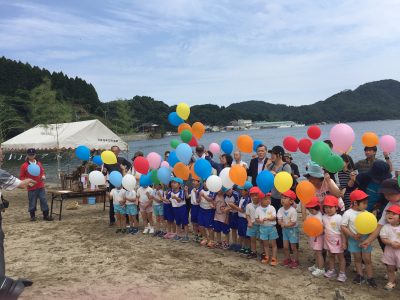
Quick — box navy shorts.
[163,203,174,222]
[190,205,200,223]
[229,212,238,229]
[213,220,230,234]
[238,217,248,237]
[173,206,189,226]
[198,207,215,228]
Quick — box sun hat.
[304,161,324,178]
[378,178,400,194]
[237,181,253,190]
[387,205,400,215]
[323,195,339,207]
[305,196,320,208]
[350,190,368,202]
[367,160,391,182]
[281,190,296,200]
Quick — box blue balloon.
[194,158,212,180]
[27,164,40,177]
[168,112,184,127]
[256,170,275,194]
[176,143,192,165]
[253,140,263,152]
[140,174,152,187]
[221,139,233,154]
[168,151,180,167]
[75,145,90,161]
[157,167,171,185]
[109,171,123,187]
[92,155,103,165]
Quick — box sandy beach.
[1,187,398,300]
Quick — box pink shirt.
[214,194,228,223]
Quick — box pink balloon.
[146,152,161,169]
[380,135,396,153]
[330,124,355,153]
[160,161,170,168]
[209,143,220,154]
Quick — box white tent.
[1,119,128,151]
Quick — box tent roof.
[1,119,128,151]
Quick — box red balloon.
[307,125,321,140]
[188,136,198,147]
[133,156,150,174]
[298,138,312,154]
[283,136,298,152]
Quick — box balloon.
[219,167,234,188]
[157,167,171,185]
[229,165,247,186]
[256,170,274,194]
[296,181,316,205]
[194,159,212,180]
[146,152,162,169]
[274,171,293,193]
[253,140,263,152]
[161,161,170,168]
[168,112,184,126]
[298,138,312,154]
[101,150,117,164]
[176,102,190,120]
[150,169,160,185]
[188,136,198,147]
[173,162,190,180]
[122,174,136,191]
[170,139,180,149]
[109,171,123,187]
[206,175,223,192]
[192,122,205,139]
[310,141,331,166]
[168,151,180,167]
[361,132,379,147]
[221,139,233,154]
[355,211,378,234]
[180,129,192,143]
[330,123,355,153]
[92,155,103,165]
[75,145,90,161]
[189,164,200,180]
[139,173,152,187]
[324,154,344,173]
[283,136,298,152]
[209,143,220,154]
[27,164,40,176]
[133,156,150,174]
[380,135,396,153]
[89,170,106,186]
[303,217,323,237]
[237,135,253,153]
[398,175,400,187]
[307,126,322,140]
[176,143,192,165]
[178,123,192,134]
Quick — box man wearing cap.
[247,144,269,187]
[19,148,53,221]
[354,146,393,174]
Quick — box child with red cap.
[305,196,325,277]
[278,190,300,268]
[322,195,347,282]
[379,204,400,291]
[246,186,262,259]
[341,190,376,287]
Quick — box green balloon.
[170,139,180,149]
[310,141,331,166]
[180,129,192,143]
[150,169,160,185]
[324,154,344,173]
[397,175,400,187]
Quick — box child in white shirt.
[136,184,154,234]
[125,189,139,234]
[109,186,126,233]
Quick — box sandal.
[200,238,208,246]
[261,256,270,264]
[207,241,215,248]
[384,282,396,291]
[270,258,278,266]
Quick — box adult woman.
[205,153,233,175]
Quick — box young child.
[246,186,261,259]
[162,183,176,240]
[305,197,325,277]
[213,188,230,249]
[341,190,376,286]
[225,187,241,251]
[198,182,216,247]
[379,204,400,291]
[185,178,202,242]
[237,182,252,255]
[322,195,347,282]
[125,189,139,234]
[109,185,127,233]
[136,183,154,234]
[168,178,189,242]
[277,190,300,268]
[256,192,278,266]
[151,184,166,237]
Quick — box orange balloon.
[296,181,315,204]
[237,135,253,153]
[303,217,323,237]
[173,162,190,180]
[192,122,205,139]
[178,123,192,134]
[189,164,200,180]
[229,165,247,186]
[361,132,379,147]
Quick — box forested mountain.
[1,56,400,142]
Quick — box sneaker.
[30,216,37,222]
[149,227,155,234]
[180,236,190,243]
[222,242,230,250]
[228,244,236,251]
[115,229,122,233]
[384,282,396,291]
[207,241,215,248]
[173,235,182,241]
[246,251,257,259]
[243,248,251,255]
[157,231,165,237]
[366,278,377,288]
[121,228,127,234]
[324,269,337,279]
[312,268,325,277]
[234,244,242,252]
[290,260,299,269]
[214,242,223,249]
[281,258,291,267]
[239,248,246,254]
[308,265,317,272]
[131,228,139,235]
[143,227,150,234]
[352,274,365,285]
[260,253,266,261]
[337,272,347,282]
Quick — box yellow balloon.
[354,211,377,234]
[176,102,190,120]
[101,150,117,164]
[274,171,293,193]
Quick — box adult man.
[283,153,300,180]
[354,146,393,174]
[247,144,269,186]
[192,145,206,162]
[232,150,248,169]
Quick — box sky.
[1,0,400,106]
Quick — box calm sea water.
[2,120,400,182]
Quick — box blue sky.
[1,0,400,106]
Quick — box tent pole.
[55,123,62,187]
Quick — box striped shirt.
[338,170,352,210]
[354,158,375,174]
[0,169,20,191]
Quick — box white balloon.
[89,170,106,186]
[122,174,137,191]
[219,167,234,188]
[206,175,223,192]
